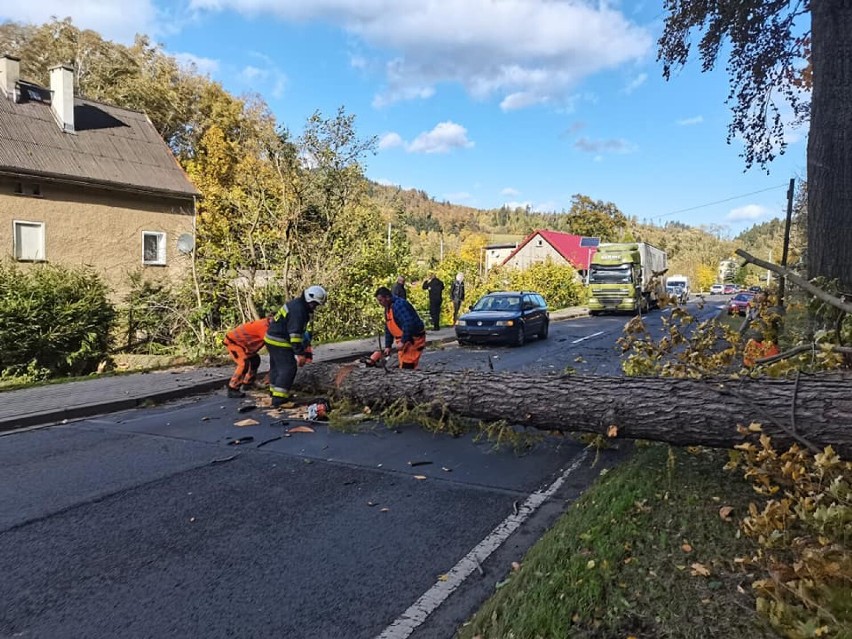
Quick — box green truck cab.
[587,242,667,314]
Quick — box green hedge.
[0,263,116,379]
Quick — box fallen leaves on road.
[690,563,711,577]
[234,418,259,427]
[719,506,734,521]
[413,475,427,480]
[511,561,521,571]
[607,424,618,438]
[681,543,693,553]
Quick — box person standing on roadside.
[263,286,327,407]
[450,272,465,323]
[375,286,426,370]
[422,273,445,330]
[391,275,407,299]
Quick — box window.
[13,220,45,261]
[142,231,166,265]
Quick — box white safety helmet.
[304,285,328,306]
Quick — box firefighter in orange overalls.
[375,286,427,370]
[223,316,272,398]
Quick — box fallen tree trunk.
[295,365,852,457]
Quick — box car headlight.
[494,320,515,326]
[456,320,466,326]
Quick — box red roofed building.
[501,229,596,274]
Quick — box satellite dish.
[177,233,195,254]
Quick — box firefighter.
[223,316,271,398]
[375,286,426,370]
[264,286,327,407]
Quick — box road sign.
[580,236,600,248]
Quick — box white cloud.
[188,0,652,109]
[0,0,161,41]
[407,121,474,154]
[501,187,520,197]
[726,204,770,222]
[173,52,220,75]
[622,72,647,94]
[239,62,288,98]
[574,137,637,155]
[378,132,404,150]
[504,200,532,210]
[375,177,396,186]
[676,115,704,126]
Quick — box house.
[0,55,199,292]
[501,229,596,275]
[484,242,517,271]
[718,258,738,283]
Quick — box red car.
[723,283,737,294]
[728,292,755,316]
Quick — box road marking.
[375,448,591,639]
[570,331,605,344]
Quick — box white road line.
[570,331,605,344]
[375,449,591,639]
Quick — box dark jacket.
[384,296,425,348]
[264,295,312,355]
[422,277,444,303]
[450,279,465,302]
[391,282,407,299]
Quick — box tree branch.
[735,249,852,314]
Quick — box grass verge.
[458,444,779,639]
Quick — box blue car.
[455,292,549,346]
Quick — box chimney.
[0,55,20,100]
[49,64,75,133]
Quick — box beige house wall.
[503,234,569,269]
[0,176,194,294]
[485,246,515,271]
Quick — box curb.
[0,308,589,432]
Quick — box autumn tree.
[658,1,852,290]
[565,194,628,242]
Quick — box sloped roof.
[501,229,597,270]
[0,90,199,199]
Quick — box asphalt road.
[0,297,720,639]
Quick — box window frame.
[12,219,46,262]
[141,231,167,266]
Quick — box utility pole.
[767,249,772,286]
[779,178,795,306]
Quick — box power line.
[650,183,789,220]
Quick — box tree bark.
[295,365,852,457]
[808,0,852,290]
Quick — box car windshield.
[589,265,632,284]
[472,295,521,311]
[732,294,753,302]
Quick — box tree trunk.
[808,0,852,290]
[295,365,852,457]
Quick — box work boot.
[227,387,245,398]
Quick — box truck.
[665,274,690,303]
[587,242,667,314]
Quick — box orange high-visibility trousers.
[224,337,261,390]
[398,334,426,370]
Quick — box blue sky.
[2,0,808,235]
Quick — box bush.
[0,262,115,378]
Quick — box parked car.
[710,283,724,295]
[748,285,763,294]
[455,291,549,346]
[723,283,738,294]
[666,284,687,304]
[728,292,755,316]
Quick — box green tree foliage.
[565,194,628,242]
[658,2,852,288]
[0,263,115,379]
